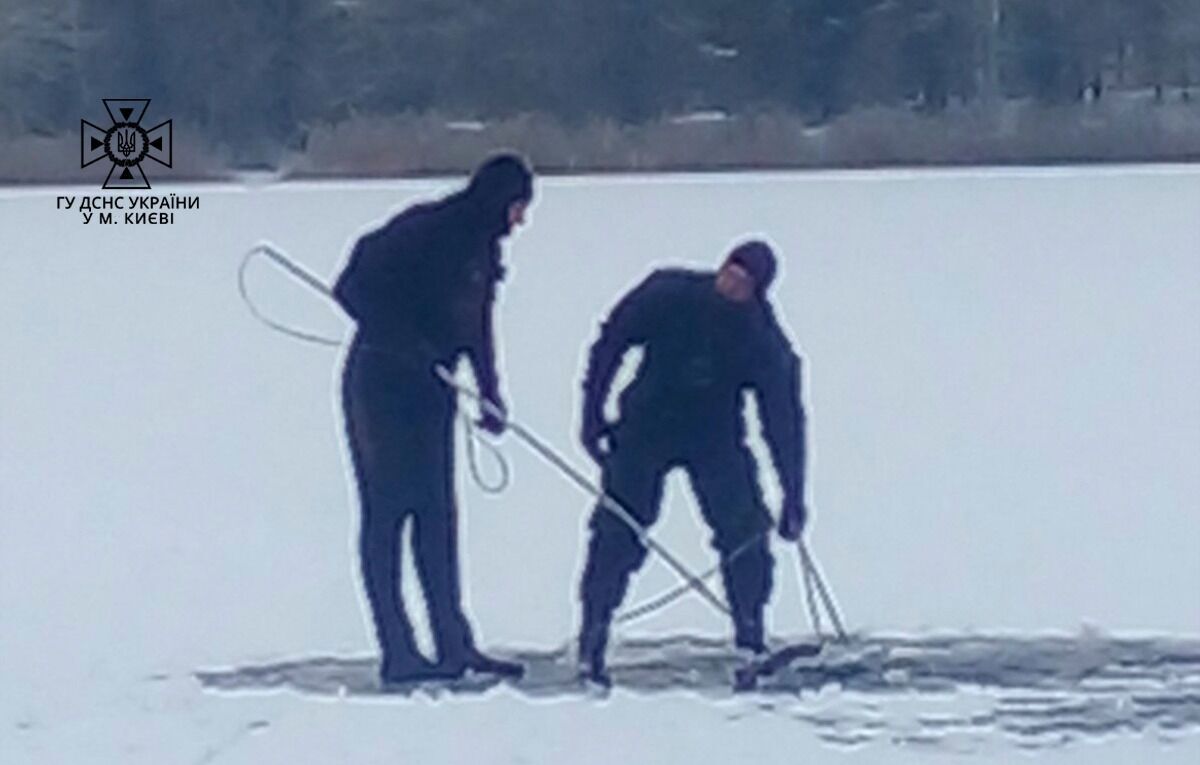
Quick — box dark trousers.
[579,419,774,654]
[342,342,474,664]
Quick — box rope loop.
[239,242,512,495]
[461,410,511,494]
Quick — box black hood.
[462,153,534,238]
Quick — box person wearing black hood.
[333,154,533,683]
[575,240,809,686]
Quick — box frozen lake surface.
[3,165,1198,763]
[199,632,1200,752]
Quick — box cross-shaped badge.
[81,99,172,190]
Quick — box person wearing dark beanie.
[575,239,809,686]
[333,153,534,684]
[727,240,778,294]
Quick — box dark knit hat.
[727,240,778,293]
[467,153,534,207]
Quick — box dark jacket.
[333,160,531,401]
[583,268,807,501]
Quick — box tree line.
[2,0,1197,164]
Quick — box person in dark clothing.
[576,240,808,685]
[334,154,533,683]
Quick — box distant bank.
[3,96,1198,186]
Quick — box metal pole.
[435,365,732,617]
[236,245,733,620]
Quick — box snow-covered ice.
[2,165,1198,763]
[197,632,1200,752]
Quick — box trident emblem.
[81,99,173,189]
[116,128,138,158]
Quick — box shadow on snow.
[196,632,1200,751]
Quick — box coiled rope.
[238,242,509,494]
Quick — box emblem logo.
[81,99,172,189]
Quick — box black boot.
[436,645,524,679]
[460,647,525,679]
[380,650,463,685]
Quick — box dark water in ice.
[197,632,1200,751]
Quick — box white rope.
[435,365,732,617]
[615,531,764,625]
[797,539,848,642]
[797,539,825,639]
[238,243,342,347]
[238,242,509,495]
[459,407,511,495]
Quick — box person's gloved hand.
[778,496,807,541]
[476,398,508,436]
[581,413,616,464]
